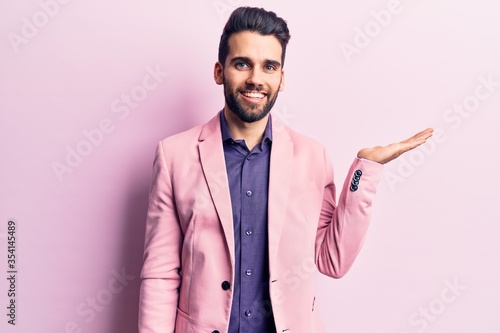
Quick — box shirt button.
[246,190,252,197]
[245,269,252,276]
[245,310,252,317]
[245,230,253,236]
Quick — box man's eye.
[235,63,248,69]
[265,65,276,71]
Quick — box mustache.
[238,85,266,92]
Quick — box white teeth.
[242,91,265,98]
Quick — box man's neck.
[223,108,269,151]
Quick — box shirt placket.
[240,150,255,323]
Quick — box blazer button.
[221,281,231,290]
[355,169,362,177]
[212,331,220,333]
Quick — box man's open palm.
[357,128,434,165]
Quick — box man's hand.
[357,128,434,165]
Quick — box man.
[138,6,433,333]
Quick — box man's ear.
[214,62,224,85]
[279,70,285,91]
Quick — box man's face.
[215,31,285,123]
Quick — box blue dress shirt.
[220,112,277,333]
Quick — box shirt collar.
[220,110,273,144]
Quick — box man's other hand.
[357,128,434,165]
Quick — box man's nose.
[246,68,265,87]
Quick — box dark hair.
[218,7,291,68]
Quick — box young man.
[138,7,432,333]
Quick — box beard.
[223,75,280,123]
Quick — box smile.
[240,91,266,99]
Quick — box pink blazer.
[138,112,383,333]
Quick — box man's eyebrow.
[229,56,252,64]
[229,56,282,68]
[264,59,282,68]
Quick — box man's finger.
[413,128,434,140]
[402,128,434,144]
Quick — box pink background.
[1,0,499,332]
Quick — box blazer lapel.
[198,112,235,268]
[268,116,293,273]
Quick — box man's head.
[214,7,291,123]
[218,7,291,68]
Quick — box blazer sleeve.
[315,149,383,278]
[138,142,183,333]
